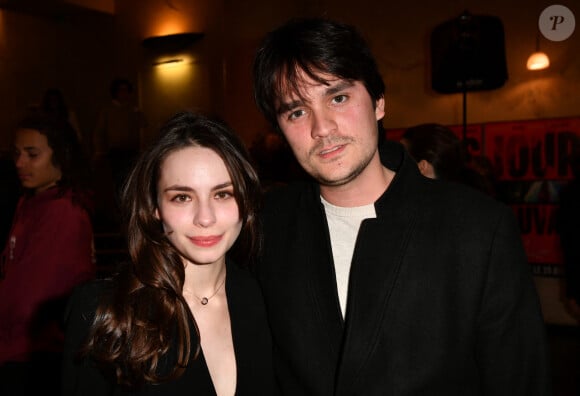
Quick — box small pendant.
[201,297,209,305]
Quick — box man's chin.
[315,170,360,187]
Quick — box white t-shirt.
[321,196,376,317]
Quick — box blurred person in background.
[401,123,497,196]
[40,88,82,142]
[0,113,96,395]
[92,78,148,229]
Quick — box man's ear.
[375,96,385,120]
[417,159,436,179]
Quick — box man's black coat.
[257,141,551,395]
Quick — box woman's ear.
[417,159,436,179]
[155,209,174,235]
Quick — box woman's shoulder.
[65,278,115,325]
[71,278,112,299]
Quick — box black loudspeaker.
[430,12,508,94]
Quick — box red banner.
[483,118,580,181]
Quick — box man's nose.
[310,108,336,139]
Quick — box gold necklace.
[195,276,226,305]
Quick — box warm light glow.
[153,58,183,67]
[527,51,550,71]
[153,56,195,80]
[152,55,194,69]
[152,20,188,38]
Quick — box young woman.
[0,114,95,394]
[61,112,275,395]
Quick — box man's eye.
[288,109,305,120]
[332,94,347,104]
[215,191,234,200]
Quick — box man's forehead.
[275,71,344,104]
[280,68,337,88]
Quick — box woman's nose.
[194,200,216,227]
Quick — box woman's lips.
[190,235,222,247]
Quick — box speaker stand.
[462,79,467,141]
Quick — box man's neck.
[320,157,394,207]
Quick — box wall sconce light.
[526,34,550,71]
[152,58,184,66]
[142,32,204,54]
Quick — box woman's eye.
[171,194,190,203]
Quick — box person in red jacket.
[0,113,96,395]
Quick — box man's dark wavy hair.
[252,17,385,132]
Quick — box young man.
[252,17,551,395]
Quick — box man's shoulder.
[417,180,513,229]
[261,181,319,228]
[264,180,316,206]
[425,179,505,212]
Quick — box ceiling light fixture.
[526,34,550,71]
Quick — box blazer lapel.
[296,192,345,354]
[334,145,421,394]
